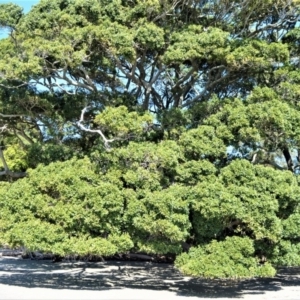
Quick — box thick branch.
[0,169,27,178]
[282,146,294,172]
[0,113,23,118]
[0,82,28,89]
[14,128,34,145]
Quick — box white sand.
[0,256,300,299]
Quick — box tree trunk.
[282,146,294,172]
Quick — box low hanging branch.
[77,106,115,149]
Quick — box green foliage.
[0,158,132,255]
[175,237,276,279]
[179,125,227,160]
[125,185,191,254]
[175,160,216,186]
[164,25,230,64]
[157,108,189,139]
[271,240,300,267]
[282,213,300,239]
[0,3,23,28]
[26,143,77,168]
[205,91,300,160]
[133,19,165,51]
[226,40,289,68]
[188,159,300,248]
[0,144,28,171]
[94,106,153,140]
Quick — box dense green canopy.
[0,0,300,279]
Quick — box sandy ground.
[0,256,300,299]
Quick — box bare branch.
[78,66,97,90]
[0,82,28,89]
[77,106,115,149]
[171,66,197,93]
[15,128,34,145]
[0,124,8,132]
[0,113,23,118]
[152,0,180,22]
[51,82,76,95]
[52,68,96,92]
[251,153,257,164]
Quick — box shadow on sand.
[0,257,300,298]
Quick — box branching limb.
[51,68,96,92]
[152,0,180,22]
[14,128,34,145]
[77,106,115,149]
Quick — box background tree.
[0,0,300,279]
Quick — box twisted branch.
[77,106,115,149]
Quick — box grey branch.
[0,113,23,118]
[0,124,8,132]
[251,153,257,164]
[77,106,115,149]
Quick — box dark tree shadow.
[0,257,300,298]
